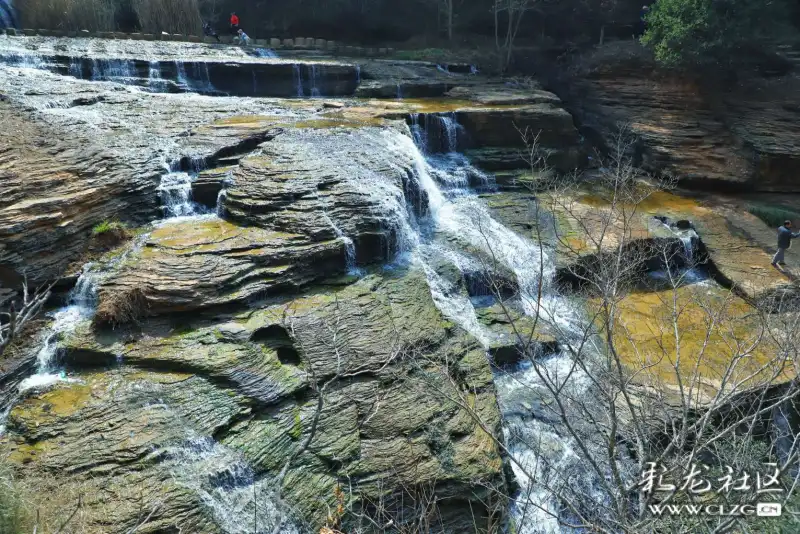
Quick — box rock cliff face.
[558,42,800,192]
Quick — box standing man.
[772,220,800,267]
[639,5,650,37]
[230,12,240,35]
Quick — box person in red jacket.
[230,12,240,34]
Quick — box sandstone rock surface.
[560,42,800,192]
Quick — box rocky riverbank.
[1,34,798,533]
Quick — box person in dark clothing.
[772,220,800,266]
[638,5,650,36]
[203,21,221,42]
[230,12,240,34]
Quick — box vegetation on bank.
[91,220,128,236]
[642,0,796,70]
[19,0,200,35]
[748,205,800,228]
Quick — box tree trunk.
[447,0,453,41]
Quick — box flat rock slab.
[96,217,344,317]
[542,187,799,303]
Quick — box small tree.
[494,0,536,72]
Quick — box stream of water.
[0,44,606,530]
[392,113,603,532]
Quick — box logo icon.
[757,503,782,517]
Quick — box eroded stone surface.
[95,217,345,319]
[560,42,800,192]
[6,270,507,532]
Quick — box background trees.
[641,0,796,70]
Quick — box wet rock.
[191,167,233,209]
[7,269,508,532]
[223,126,423,265]
[0,73,313,291]
[94,218,345,321]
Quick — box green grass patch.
[92,220,128,236]
[747,205,800,228]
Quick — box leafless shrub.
[408,126,800,533]
[19,0,117,32]
[0,275,53,359]
[130,0,202,35]
[19,0,202,34]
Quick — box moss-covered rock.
[5,268,508,533]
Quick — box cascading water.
[410,112,463,154]
[91,58,136,82]
[292,64,304,97]
[385,116,603,533]
[175,60,215,94]
[253,48,278,59]
[308,64,321,97]
[148,60,166,91]
[163,436,299,534]
[68,57,83,79]
[0,52,46,70]
[323,213,361,276]
[16,267,98,393]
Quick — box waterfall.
[409,113,463,154]
[148,60,165,91]
[68,57,83,79]
[90,58,136,82]
[17,266,98,393]
[163,436,299,534]
[0,52,46,71]
[385,124,602,532]
[176,60,189,87]
[396,83,403,100]
[308,64,321,97]
[292,64,304,97]
[193,62,215,93]
[355,64,361,84]
[175,61,215,94]
[157,171,208,218]
[678,228,698,261]
[253,48,278,59]
[323,213,361,276]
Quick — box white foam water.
[164,436,300,534]
[17,267,98,393]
